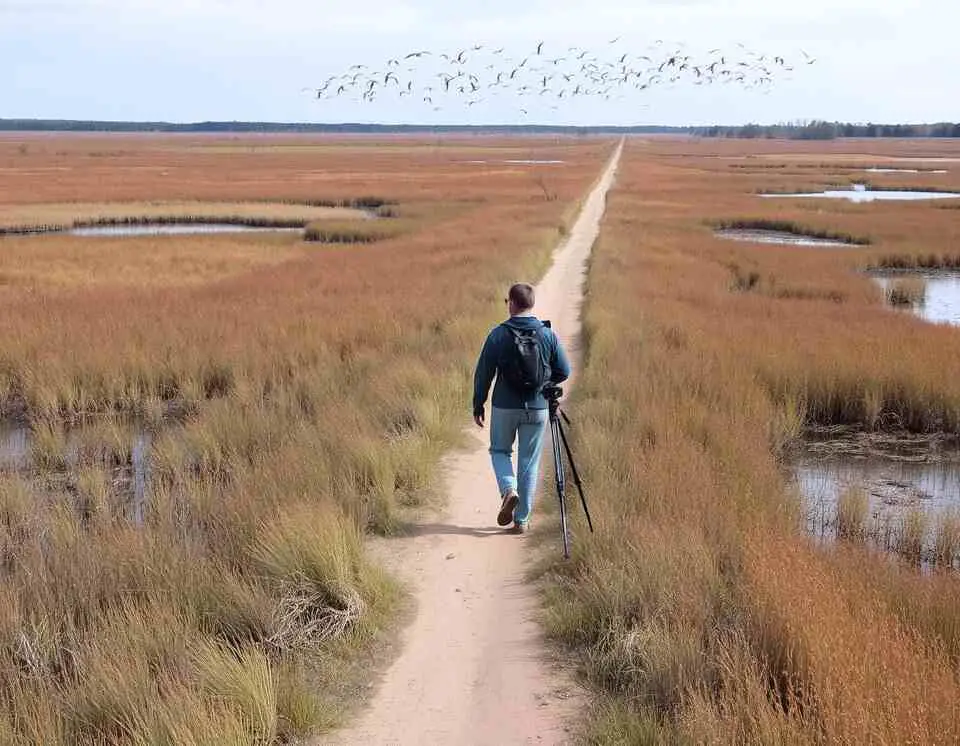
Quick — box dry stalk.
[267,575,364,651]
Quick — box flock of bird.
[312,38,814,115]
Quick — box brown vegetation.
[0,132,613,742]
[543,137,960,742]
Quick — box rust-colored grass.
[0,200,368,229]
[543,136,960,743]
[0,232,307,289]
[0,132,614,742]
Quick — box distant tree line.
[0,119,687,136]
[1,118,957,139]
[696,120,960,140]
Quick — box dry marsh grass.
[0,231,307,289]
[0,200,369,230]
[883,276,927,306]
[544,137,960,742]
[0,132,614,741]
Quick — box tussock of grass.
[727,261,846,303]
[254,504,375,646]
[304,218,406,244]
[836,487,869,540]
[884,276,926,306]
[934,510,960,567]
[193,642,278,741]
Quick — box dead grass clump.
[728,263,761,292]
[253,504,375,647]
[836,487,869,541]
[933,510,960,568]
[192,642,278,742]
[885,276,927,306]
[896,507,927,564]
[303,218,405,243]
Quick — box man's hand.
[474,413,484,428]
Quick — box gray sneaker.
[512,520,530,534]
[497,490,519,527]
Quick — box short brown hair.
[508,283,535,311]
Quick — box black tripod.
[544,384,594,558]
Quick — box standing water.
[715,229,855,247]
[790,431,960,565]
[0,422,153,523]
[0,424,29,470]
[873,272,960,326]
[864,168,948,174]
[70,224,302,237]
[763,186,960,203]
[130,432,151,524]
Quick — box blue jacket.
[473,315,571,416]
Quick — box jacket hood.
[502,315,545,330]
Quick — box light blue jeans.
[489,407,549,525]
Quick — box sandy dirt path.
[319,141,623,746]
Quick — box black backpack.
[499,324,551,394]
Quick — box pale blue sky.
[2,0,956,126]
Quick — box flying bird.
[313,39,804,117]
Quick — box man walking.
[473,283,570,533]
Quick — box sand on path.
[319,140,623,746]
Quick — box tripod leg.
[550,413,571,559]
[557,419,594,533]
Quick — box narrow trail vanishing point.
[320,140,623,746]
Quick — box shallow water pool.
[873,272,960,326]
[70,224,302,237]
[715,229,855,247]
[763,186,960,203]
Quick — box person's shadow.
[402,522,510,539]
